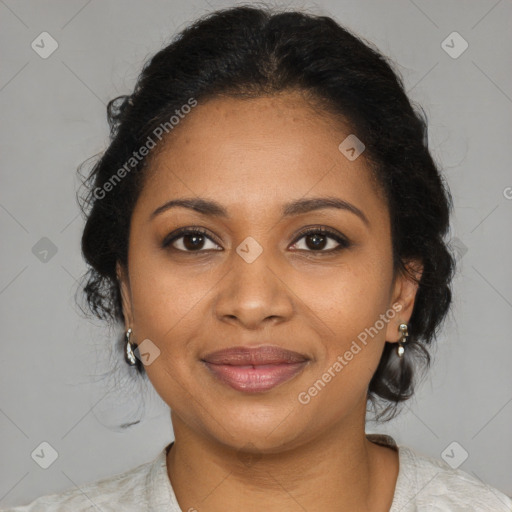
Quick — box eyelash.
[162,226,351,255]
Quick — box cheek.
[305,256,393,337]
[126,254,204,406]
[297,276,392,414]
[128,248,212,338]
[301,252,394,382]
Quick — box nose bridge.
[214,237,293,327]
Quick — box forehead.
[136,92,386,220]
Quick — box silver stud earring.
[125,328,137,366]
[397,323,408,357]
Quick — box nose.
[214,245,294,330]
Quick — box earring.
[124,328,137,366]
[397,323,408,357]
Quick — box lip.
[202,345,308,365]
[201,345,309,393]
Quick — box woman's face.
[117,91,420,452]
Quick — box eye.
[289,227,350,253]
[162,227,222,252]
[162,226,351,254]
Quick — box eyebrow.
[150,196,369,226]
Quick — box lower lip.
[203,361,308,392]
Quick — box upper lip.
[201,345,309,365]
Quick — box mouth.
[201,345,310,393]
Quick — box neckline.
[366,433,409,511]
[153,434,410,511]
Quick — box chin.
[201,402,315,454]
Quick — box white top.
[5,434,512,511]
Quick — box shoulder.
[393,443,512,511]
[3,451,164,512]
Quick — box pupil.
[184,234,204,250]
[307,233,326,250]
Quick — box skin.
[116,90,423,512]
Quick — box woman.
[8,5,511,511]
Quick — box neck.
[165,404,398,512]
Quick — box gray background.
[1,0,511,507]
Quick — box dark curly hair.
[78,4,456,421]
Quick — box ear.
[116,261,134,329]
[385,259,423,343]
